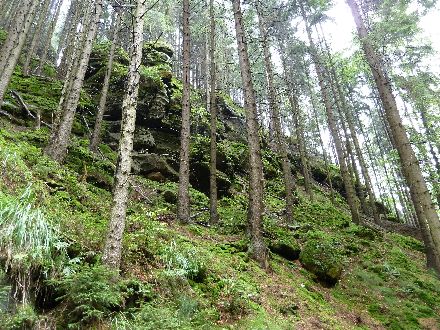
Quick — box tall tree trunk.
[346,0,440,273]
[256,3,297,222]
[37,0,63,76]
[177,0,191,223]
[90,11,121,152]
[45,0,103,162]
[301,2,361,224]
[232,0,268,269]
[0,0,20,29]
[57,0,83,79]
[102,0,145,270]
[343,89,380,222]
[0,0,39,106]
[208,0,219,224]
[317,22,377,217]
[22,0,52,76]
[304,66,335,203]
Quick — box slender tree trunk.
[0,0,39,106]
[22,0,52,76]
[232,0,268,269]
[304,67,335,203]
[57,0,83,79]
[177,0,191,223]
[45,0,103,162]
[347,0,440,273]
[90,11,121,152]
[256,3,296,222]
[317,24,376,216]
[0,0,20,29]
[289,89,313,199]
[301,2,361,224]
[37,0,63,76]
[344,90,380,222]
[102,0,145,270]
[56,0,78,57]
[208,0,219,224]
[50,1,92,133]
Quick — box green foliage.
[161,241,207,281]
[264,218,301,260]
[388,233,425,252]
[217,195,248,234]
[50,264,124,328]
[1,304,38,330]
[214,277,260,319]
[299,231,345,285]
[294,199,351,229]
[0,187,66,302]
[113,303,189,330]
[92,42,129,65]
[0,28,7,46]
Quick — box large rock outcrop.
[84,42,247,197]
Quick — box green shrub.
[121,304,186,330]
[51,264,124,328]
[0,187,66,303]
[1,304,38,330]
[161,241,207,282]
[215,277,259,318]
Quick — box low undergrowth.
[0,121,439,329]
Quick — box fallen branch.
[0,109,13,120]
[10,90,51,128]
[11,90,34,118]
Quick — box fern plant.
[0,186,66,303]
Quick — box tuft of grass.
[0,187,66,303]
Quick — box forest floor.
[0,71,440,329]
[0,119,439,329]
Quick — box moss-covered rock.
[269,236,301,261]
[299,233,344,285]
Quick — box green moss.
[0,28,7,46]
[388,232,425,252]
[299,231,344,285]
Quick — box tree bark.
[102,0,145,270]
[256,3,297,222]
[57,0,83,79]
[45,0,103,162]
[177,0,191,223]
[0,0,20,29]
[90,11,121,152]
[346,0,440,273]
[36,0,63,76]
[0,0,39,106]
[208,0,219,224]
[301,2,361,224]
[22,0,52,76]
[232,0,268,269]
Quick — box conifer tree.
[45,0,103,162]
[231,0,268,268]
[102,0,146,270]
[346,0,440,273]
[0,0,39,107]
[177,0,191,223]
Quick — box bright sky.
[323,0,440,73]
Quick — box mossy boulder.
[263,220,301,261]
[299,235,344,285]
[142,42,173,66]
[269,235,301,261]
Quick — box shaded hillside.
[0,41,439,329]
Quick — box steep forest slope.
[0,43,440,330]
